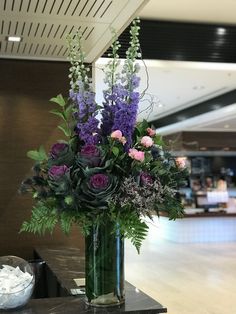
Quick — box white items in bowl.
[0,256,35,310]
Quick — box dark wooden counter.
[12,246,167,314]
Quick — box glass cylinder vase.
[85,220,125,307]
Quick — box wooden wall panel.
[0,59,84,259]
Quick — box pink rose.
[128,148,145,162]
[175,157,186,169]
[140,136,154,148]
[120,136,127,145]
[147,127,156,137]
[111,130,122,140]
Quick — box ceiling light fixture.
[200,147,207,151]
[7,36,22,42]
[224,124,230,129]
[177,115,186,121]
[211,104,222,110]
[223,147,230,151]
[193,86,205,90]
[217,28,226,36]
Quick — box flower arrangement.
[20,19,187,252]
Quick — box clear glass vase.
[85,220,125,307]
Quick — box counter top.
[5,294,166,314]
[35,247,85,292]
[22,246,167,314]
[159,211,236,218]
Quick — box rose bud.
[140,136,154,148]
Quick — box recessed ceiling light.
[224,124,230,129]
[177,115,186,121]
[7,36,22,42]
[157,103,164,108]
[193,86,205,90]
[200,147,207,151]
[223,147,230,151]
[217,28,226,36]
[211,104,221,110]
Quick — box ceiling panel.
[0,0,148,62]
[139,0,236,25]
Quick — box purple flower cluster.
[101,73,140,149]
[70,81,99,145]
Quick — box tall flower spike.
[67,32,90,92]
[111,18,141,149]
[100,29,121,136]
[68,32,100,145]
[101,18,141,148]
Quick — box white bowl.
[0,255,35,310]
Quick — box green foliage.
[136,119,149,135]
[50,109,66,121]
[58,124,71,137]
[50,94,66,107]
[112,146,119,157]
[50,94,75,139]
[117,210,149,253]
[155,195,185,220]
[60,211,74,235]
[20,201,58,235]
[27,146,47,161]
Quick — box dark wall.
[0,59,84,259]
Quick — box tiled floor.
[125,219,236,314]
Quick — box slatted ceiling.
[10,42,14,53]
[57,45,64,56]
[0,0,148,61]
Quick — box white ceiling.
[137,0,236,135]
[142,60,236,135]
[140,0,236,25]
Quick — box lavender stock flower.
[71,80,100,145]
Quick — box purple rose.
[48,165,69,180]
[79,145,101,167]
[89,173,109,190]
[140,172,153,186]
[50,143,68,159]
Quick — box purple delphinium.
[101,20,141,148]
[70,81,100,145]
[101,74,140,149]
